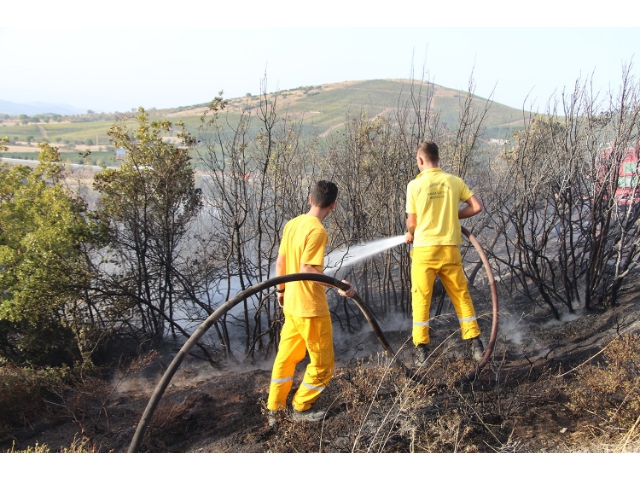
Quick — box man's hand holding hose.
[337,280,355,298]
[277,290,285,307]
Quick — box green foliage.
[0,144,99,366]
[95,108,200,229]
[93,108,202,342]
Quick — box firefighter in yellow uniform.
[267,180,354,424]
[405,141,484,366]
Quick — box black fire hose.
[128,273,391,452]
[461,226,499,381]
[128,230,498,452]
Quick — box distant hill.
[0,99,85,116]
[0,79,528,166]
[169,79,526,141]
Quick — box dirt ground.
[3,282,640,454]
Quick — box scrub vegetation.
[1,66,640,452]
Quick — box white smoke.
[499,312,528,346]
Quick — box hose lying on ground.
[128,228,498,452]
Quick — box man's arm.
[299,263,323,276]
[300,263,355,298]
[458,195,483,219]
[276,254,286,306]
[405,213,417,244]
[276,254,286,288]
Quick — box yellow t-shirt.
[406,168,473,246]
[278,214,329,317]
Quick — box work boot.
[292,407,327,423]
[413,343,430,367]
[267,410,278,427]
[469,337,484,362]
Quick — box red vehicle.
[597,143,640,206]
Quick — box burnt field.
[3,282,640,454]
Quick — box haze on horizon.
[2,7,638,116]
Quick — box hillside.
[171,79,525,140]
[0,79,526,165]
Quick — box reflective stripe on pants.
[410,245,480,346]
[267,313,334,412]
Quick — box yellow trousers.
[267,313,334,412]
[410,245,480,346]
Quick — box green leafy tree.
[93,108,202,344]
[0,143,98,366]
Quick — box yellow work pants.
[410,245,480,346]
[267,313,334,412]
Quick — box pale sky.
[2,2,637,114]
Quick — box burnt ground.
[3,283,640,454]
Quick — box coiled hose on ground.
[128,227,498,452]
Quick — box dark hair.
[311,180,338,208]
[417,141,439,162]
